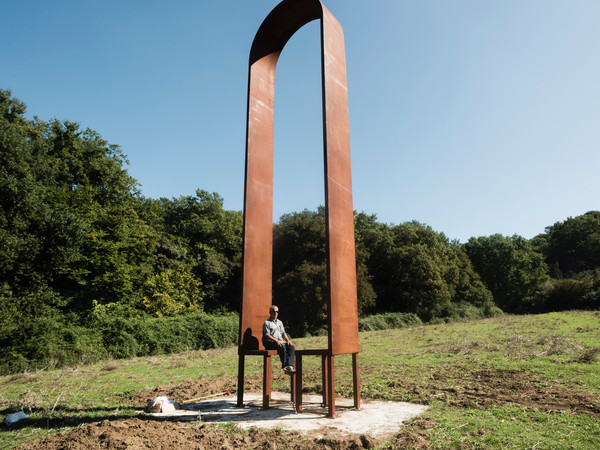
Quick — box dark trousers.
[263,341,295,368]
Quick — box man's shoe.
[284,366,296,374]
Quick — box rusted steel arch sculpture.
[238,0,359,417]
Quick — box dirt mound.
[14,418,377,449]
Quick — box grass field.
[1,311,599,448]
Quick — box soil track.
[386,368,600,418]
[13,368,600,449]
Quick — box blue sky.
[3,0,599,242]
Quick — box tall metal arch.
[238,0,359,416]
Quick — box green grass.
[427,404,599,448]
[1,311,599,448]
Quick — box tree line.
[1,89,599,372]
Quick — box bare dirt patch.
[388,368,600,417]
[384,417,437,449]
[14,418,369,449]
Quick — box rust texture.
[238,0,359,416]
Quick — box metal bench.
[294,349,359,417]
[237,349,295,409]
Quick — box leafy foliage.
[356,216,495,321]
[137,266,203,316]
[358,312,422,331]
[136,191,243,313]
[463,234,549,313]
[273,210,327,336]
[535,269,600,312]
[0,308,238,373]
[537,211,600,277]
[272,209,380,336]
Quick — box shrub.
[535,270,600,312]
[0,314,106,374]
[0,311,239,375]
[92,312,239,358]
[429,301,503,323]
[359,312,422,331]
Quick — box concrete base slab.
[151,392,427,439]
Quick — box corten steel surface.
[238,0,360,417]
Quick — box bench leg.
[352,352,360,409]
[295,354,303,412]
[237,354,245,407]
[327,355,335,418]
[290,372,295,403]
[321,355,328,406]
[263,354,272,409]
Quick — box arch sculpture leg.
[238,0,360,414]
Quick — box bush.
[359,312,422,331]
[0,314,106,374]
[535,270,600,312]
[193,313,239,349]
[0,311,239,375]
[429,301,504,324]
[93,312,239,358]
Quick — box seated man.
[262,305,295,374]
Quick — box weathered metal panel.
[239,0,358,356]
[321,4,360,355]
[239,53,278,351]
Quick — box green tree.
[273,209,328,336]
[44,120,155,312]
[159,190,243,312]
[136,266,203,316]
[540,211,600,277]
[0,90,154,319]
[356,218,493,320]
[463,234,549,313]
[275,261,328,336]
[0,91,83,321]
[353,212,379,314]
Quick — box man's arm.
[278,321,294,346]
[283,333,294,346]
[267,335,284,346]
[280,323,293,346]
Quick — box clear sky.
[3,0,599,242]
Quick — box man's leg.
[285,344,295,368]
[277,345,287,368]
[264,341,286,368]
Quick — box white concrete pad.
[155,392,427,439]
